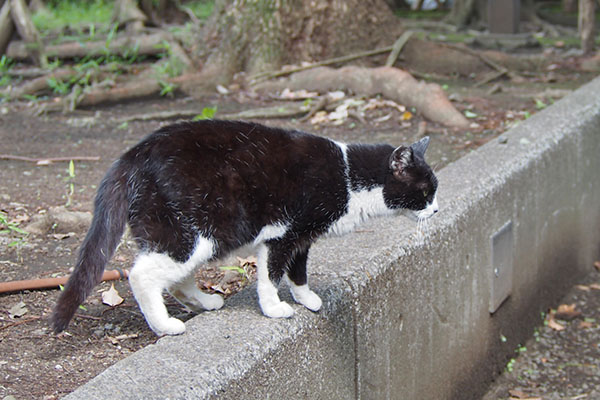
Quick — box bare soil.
[0,54,597,399]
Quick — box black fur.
[51,120,437,333]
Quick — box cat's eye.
[422,190,429,198]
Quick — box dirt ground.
[0,52,597,399]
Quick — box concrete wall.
[66,77,600,400]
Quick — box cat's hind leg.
[169,274,224,312]
[256,243,294,318]
[129,253,187,336]
[129,235,216,336]
[286,247,322,312]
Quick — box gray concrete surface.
[65,77,600,400]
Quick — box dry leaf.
[236,256,257,267]
[102,284,124,307]
[555,303,581,321]
[594,261,600,271]
[509,389,528,398]
[114,333,138,341]
[508,389,542,400]
[578,321,594,329]
[547,317,566,331]
[575,285,591,292]
[8,301,28,318]
[589,283,600,290]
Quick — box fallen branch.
[6,31,179,61]
[255,66,469,128]
[249,46,394,83]
[74,313,102,320]
[475,69,508,87]
[115,109,203,123]
[0,269,129,294]
[0,316,41,331]
[0,154,100,164]
[220,103,311,120]
[385,30,414,67]
[8,64,134,98]
[299,96,329,122]
[440,42,522,82]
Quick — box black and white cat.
[52,120,438,336]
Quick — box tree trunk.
[444,0,477,27]
[198,0,400,88]
[0,0,14,56]
[112,0,147,33]
[444,0,487,28]
[579,0,595,54]
[563,0,577,13]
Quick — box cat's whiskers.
[415,216,430,245]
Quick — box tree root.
[254,66,469,128]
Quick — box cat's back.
[122,120,343,179]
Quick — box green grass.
[32,0,114,34]
[395,9,448,20]
[185,0,214,20]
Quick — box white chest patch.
[327,187,394,237]
[254,222,289,245]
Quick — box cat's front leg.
[169,274,224,312]
[256,244,294,318]
[286,247,322,312]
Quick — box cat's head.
[383,136,439,221]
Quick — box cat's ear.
[390,146,413,176]
[410,136,430,158]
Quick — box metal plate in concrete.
[490,221,514,313]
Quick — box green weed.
[65,160,76,207]
[193,106,217,120]
[0,211,29,247]
[0,55,14,87]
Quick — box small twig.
[385,30,414,67]
[73,313,102,320]
[0,154,101,164]
[441,42,521,82]
[475,69,508,87]
[115,109,202,123]
[0,316,41,330]
[299,96,329,122]
[249,46,394,83]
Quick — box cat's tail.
[51,161,129,333]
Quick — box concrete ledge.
[66,77,600,400]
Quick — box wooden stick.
[0,269,129,293]
[249,46,394,83]
[0,154,100,164]
[385,30,414,67]
[0,316,41,331]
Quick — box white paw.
[261,301,294,319]
[151,317,186,336]
[297,291,322,312]
[201,293,224,311]
[290,285,322,312]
